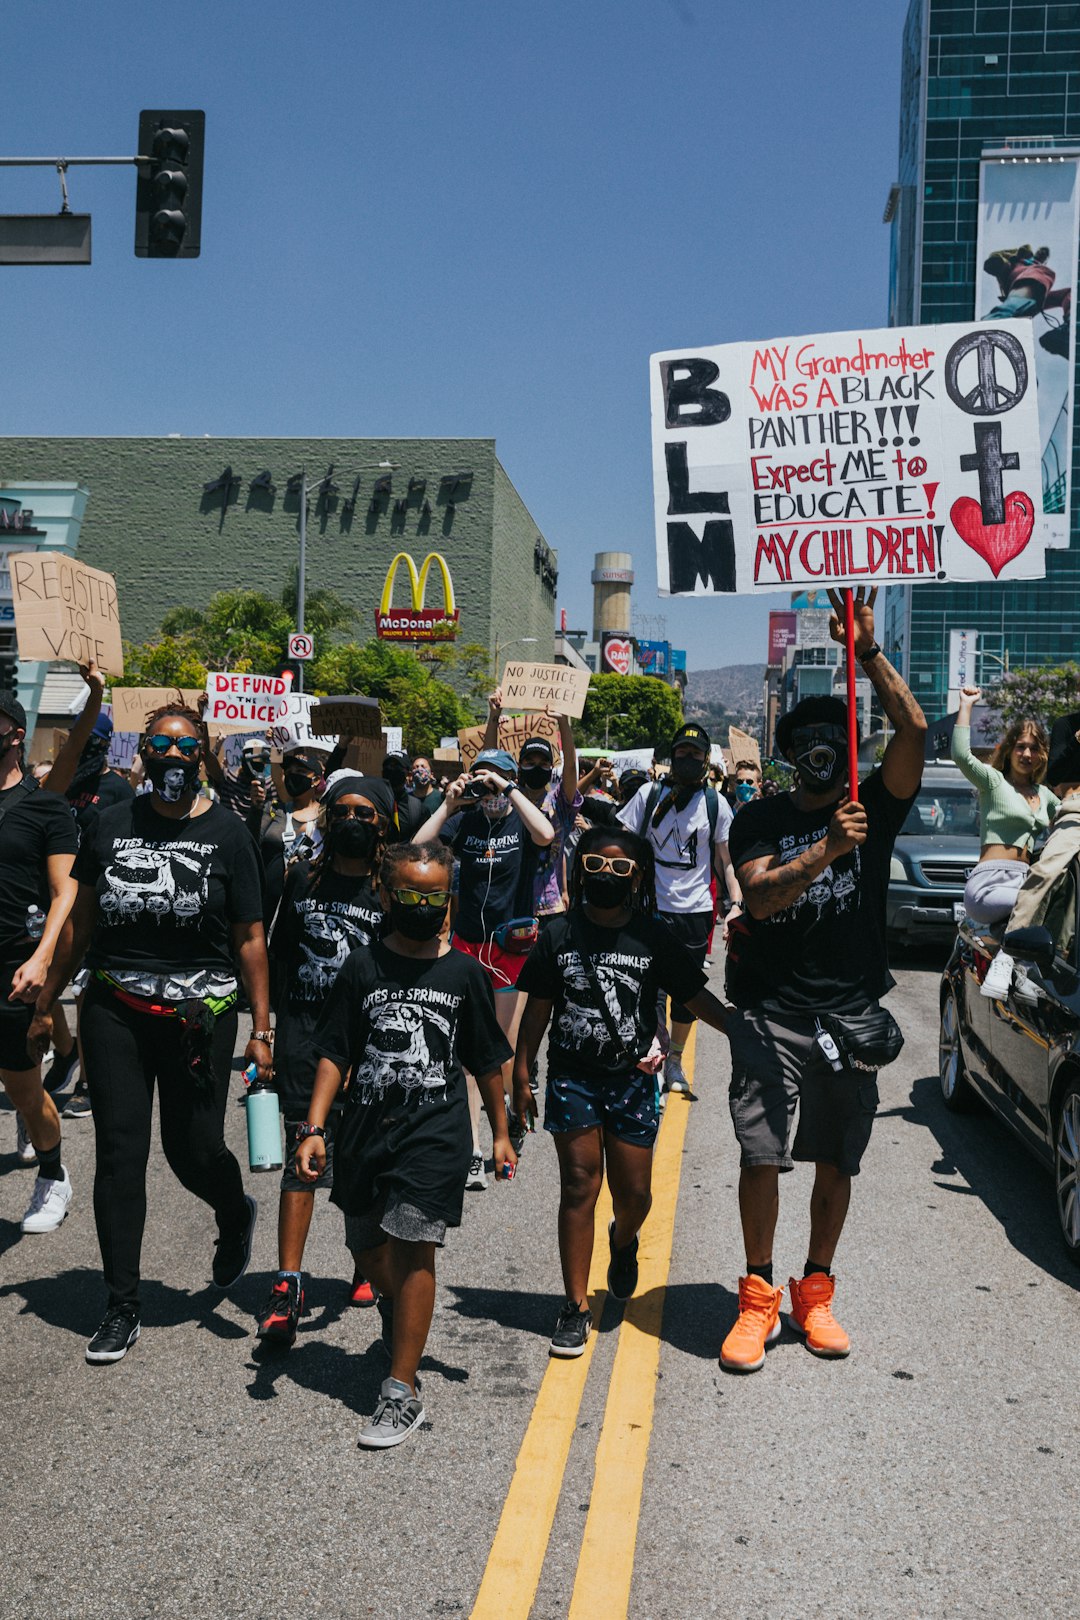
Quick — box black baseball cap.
[519,737,555,764]
[0,692,27,733]
[671,722,710,754]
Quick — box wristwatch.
[858,643,882,664]
[294,1122,326,1142]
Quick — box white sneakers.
[980,950,1014,1000]
[465,1153,487,1191]
[21,1167,73,1234]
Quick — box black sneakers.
[62,1082,92,1120]
[256,1275,303,1346]
[550,1300,592,1358]
[607,1221,640,1302]
[212,1195,258,1289]
[86,1307,141,1364]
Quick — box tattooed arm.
[826,587,927,801]
[737,800,868,920]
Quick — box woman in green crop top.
[951,685,1059,927]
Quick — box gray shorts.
[344,1192,447,1253]
[727,1008,880,1177]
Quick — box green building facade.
[0,436,557,673]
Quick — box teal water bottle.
[245,1077,283,1172]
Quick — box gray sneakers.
[358,1377,425,1449]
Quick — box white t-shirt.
[617,783,733,915]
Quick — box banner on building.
[501,661,590,718]
[376,551,459,641]
[947,628,979,694]
[8,552,124,672]
[205,671,292,728]
[767,611,797,664]
[636,638,669,677]
[600,633,633,676]
[976,153,1080,550]
[796,609,833,650]
[650,320,1044,594]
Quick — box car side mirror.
[1004,925,1056,974]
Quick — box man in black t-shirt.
[719,587,926,1373]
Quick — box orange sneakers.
[720,1274,783,1372]
[787,1272,850,1357]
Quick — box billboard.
[600,632,633,675]
[767,611,796,664]
[650,320,1044,594]
[976,155,1080,550]
[376,551,459,641]
[636,637,669,676]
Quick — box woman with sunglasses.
[31,703,270,1365]
[297,840,516,1448]
[513,826,731,1357]
[257,775,392,1347]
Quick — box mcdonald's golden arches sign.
[375,552,460,642]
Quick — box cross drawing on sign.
[288,632,314,661]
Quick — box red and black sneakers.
[256,1275,304,1347]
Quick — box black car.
[939,856,1080,1265]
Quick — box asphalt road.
[2,952,1077,1620]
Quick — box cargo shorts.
[726,1008,880,1178]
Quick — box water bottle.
[245,1077,283,1172]
[26,905,46,942]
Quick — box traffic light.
[0,641,18,696]
[135,110,205,258]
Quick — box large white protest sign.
[650,322,1044,595]
[269,694,321,753]
[206,671,292,729]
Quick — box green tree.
[115,634,211,689]
[310,638,471,756]
[577,675,683,752]
[982,663,1080,729]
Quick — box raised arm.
[481,686,503,751]
[41,662,104,796]
[949,686,999,792]
[556,712,579,804]
[827,587,927,800]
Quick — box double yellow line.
[471,1029,696,1620]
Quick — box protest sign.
[434,745,460,762]
[342,736,387,776]
[458,711,562,770]
[268,694,322,754]
[109,687,203,734]
[501,661,590,719]
[650,321,1044,595]
[309,695,382,740]
[8,552,124,672]
[205,671,292,729]
[728,726,762,773]
[107,730,140,773]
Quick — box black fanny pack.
[816,1006,904,1073]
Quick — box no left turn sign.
[288,632,314,660]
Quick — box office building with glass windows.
[883,0,1080,718]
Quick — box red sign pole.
[843,587,860,803]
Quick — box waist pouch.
[95,970,237,1091]
[816,1006,904,1073]
[492,916,539,954]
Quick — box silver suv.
[886,763,980,947]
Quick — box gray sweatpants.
[963,860,1026,925]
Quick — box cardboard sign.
[109,687,203,734]
[309,695,382,740]
[269,694,322,754]
[728,726,762,772]
[107,731,140,773]
[9,551,124,672]
[650,321,1044,594]
[206,671,292,729]
[458,711,561,770]
[501,661,590,719]
[342,736,387,776]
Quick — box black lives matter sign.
[649,321,1044,595]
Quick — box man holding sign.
[720,588,925,1371]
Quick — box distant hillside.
[684,664,764,733]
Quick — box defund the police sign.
[650,322,1044,594]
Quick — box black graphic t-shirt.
[0,781,79,973]
[315,942,511,1223]
[518,912,708,1079]
[74,797,264,974]
[269,860,384,1114]
[67,769,135,835]
[725,770,915,1015]
[442,806,537,941]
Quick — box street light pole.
[296,467,307,694]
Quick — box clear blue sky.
[5,0,909,671]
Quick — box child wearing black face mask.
[513,828,731,1358]
[258,776,391,1345]
[298,840,516,1448]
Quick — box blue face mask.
[736,782,757,803]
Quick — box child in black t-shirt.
[514,826,731,1358]
[298,840,516,1450]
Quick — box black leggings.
[82,985,247,1310]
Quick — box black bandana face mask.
[671,753,707,786]
[520,764,553,790]
[145,753,200,803]
[582,872,634,909]
[791,727,847,794]
[389,899,448,940]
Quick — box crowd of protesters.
[6,584,1080,1445]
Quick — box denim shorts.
[727,1008,880,1177]
[544,1067,660,1148]
[281,1115,336,1194]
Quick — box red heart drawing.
[603,636,633,676]
[949,491,1035,578]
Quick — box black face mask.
[671,754,707,786]
[383,764,408,793]
[389,900,448,940]
[145,753,200,803]
[582,872,635,910]
[520,764,553,790]
[792,728,847,794]
[284,769,316,799]
[333,819,378,859]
